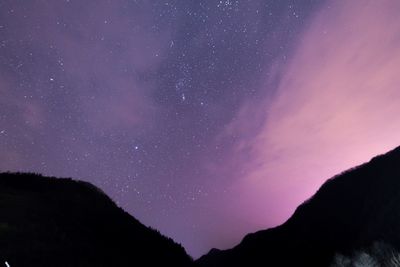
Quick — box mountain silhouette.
[0,172,193,267]
[197,146,400,266]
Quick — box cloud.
[227,0,400,226]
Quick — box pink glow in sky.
[3,0,400,258]
[226,0,400,231]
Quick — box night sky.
[2,0,400,258]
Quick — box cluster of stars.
[0,0,321,258]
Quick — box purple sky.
[2,0,400,258]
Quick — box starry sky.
[2,0,400,258]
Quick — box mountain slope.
[197,146,400,266]
[0,172,193,267]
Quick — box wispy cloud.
[227,0,400,226]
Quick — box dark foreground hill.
[0,172,193,267]
[197,146,400,267]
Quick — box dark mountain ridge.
[0,172,193,266]
[197,146,400,266]
[4,146,400,267]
